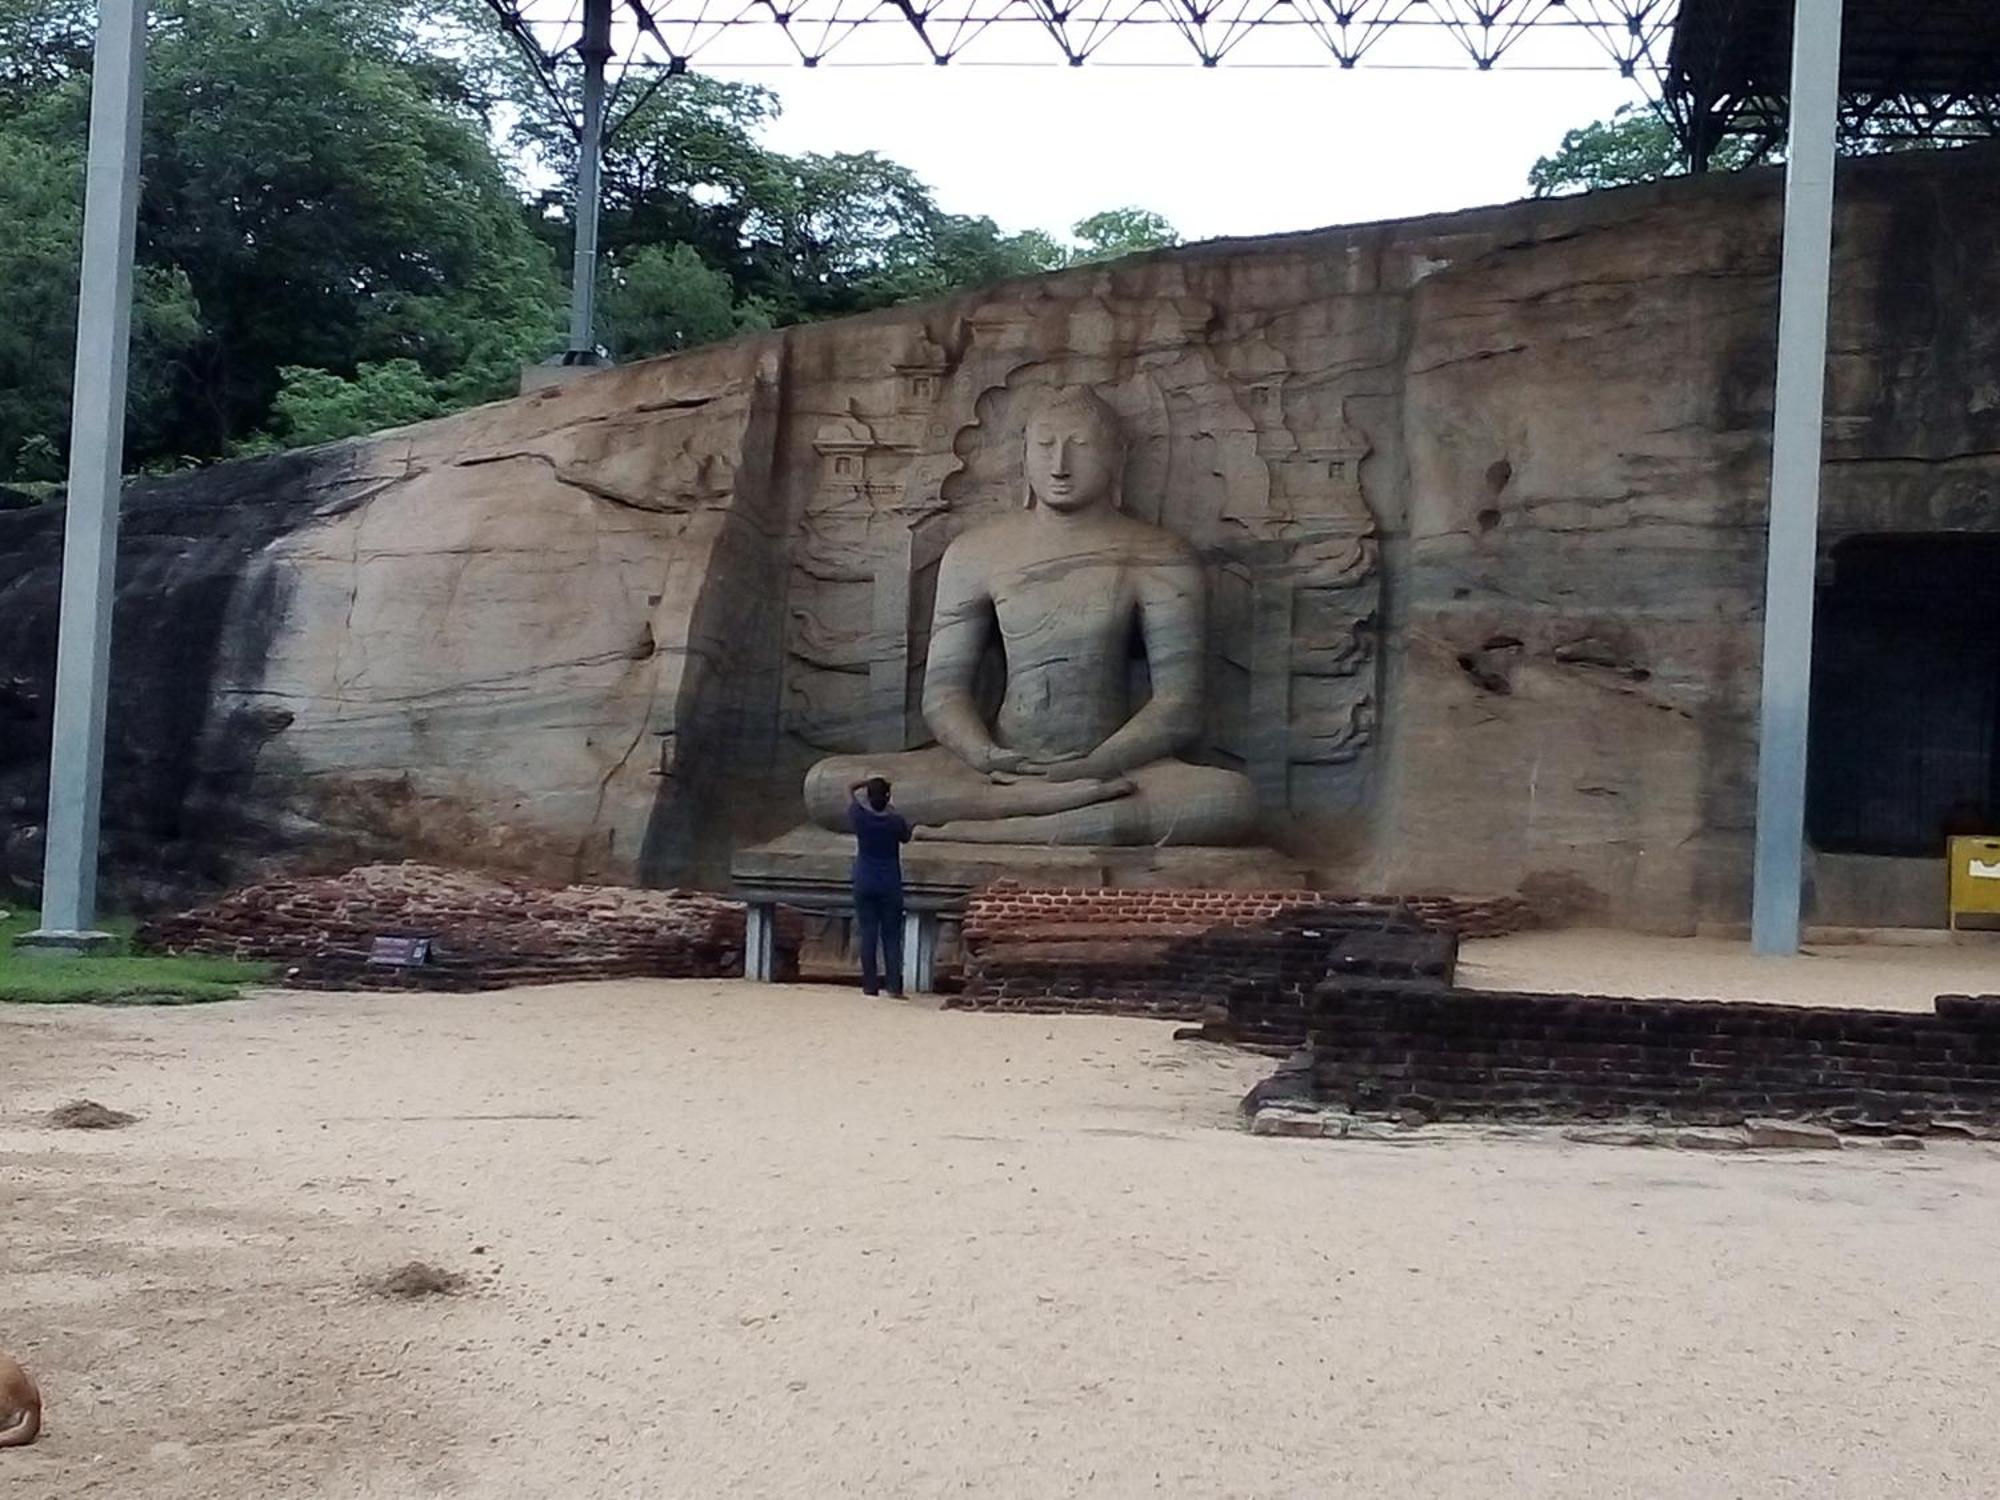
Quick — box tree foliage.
[523,77,1165,327]
[262,360,445,449]
[0,0,560,473]
[0,0,1180,481]
[0,129,200,480]
[600,243,770,362]
[1069,208,1181,262]
[1529,103,1762,196]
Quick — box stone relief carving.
[801,385,1258,846]
[778,287,1385,821]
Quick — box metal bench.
[735,875,967,994]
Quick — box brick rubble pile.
[139,862,798,991]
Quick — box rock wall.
[5,146,1999,927]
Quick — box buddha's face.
[1024,402,1121,513]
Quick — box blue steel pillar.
[21,0,148,953]
[1750,0,1845,955]
[564,0,613,364]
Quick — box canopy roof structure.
[22,0,2000,958]
[485,0,2000,163]
[1667,0,2000,160]
[483,0,1676,74]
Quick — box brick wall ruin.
[953,885,1475,1019]
[1298,980,2000,1132]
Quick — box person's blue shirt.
[849,801,912,892]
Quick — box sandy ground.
[6,973,2000,1499]
[1462,929,2000,1010]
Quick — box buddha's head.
[1021,386,1124,514]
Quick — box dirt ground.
[5,969,2000,1499]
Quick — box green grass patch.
[0,908,274,1005]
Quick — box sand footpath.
[4,971,1999,1497]
[1462,928,2000,1010]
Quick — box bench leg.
[744,902,777,983]
[903,911,940,995]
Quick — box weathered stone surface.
[1675,1129,1751,1152]
[798,385,1258,849]
[1745,1119,1843,1150]
[1250,1107,1336,1138]
[1562,1127,1663,1148]
[1343,1120,1405,1141]
[5,148,1999,922]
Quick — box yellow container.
[1948,836,2000,931]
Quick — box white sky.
[733,63,1646,242]
[512,1,1662,241]
[611,3,1657,245]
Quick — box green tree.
[737,150,946,319]
[0,129,199,481]
[520,71,780,295]
[263,359,444,448]
[599,243,770,362]
[0,0,90,119]
[1,0,1198,475]
[866,214,1068,305]
[1529,103,1761,196]
[1,0,562,473]
[521,75,1099,325]
[1069,207,1181,263]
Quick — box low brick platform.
[964,884,1532,944]
[953,886,1464,1021]
[139,863,800,991]
[1296,979,2000,1132]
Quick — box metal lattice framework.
[483,0,1680,140]
[483,0,2000,165]
[1665,0,2000,164]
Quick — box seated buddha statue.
[802,385,1256,846]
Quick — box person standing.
[847,775,914,997]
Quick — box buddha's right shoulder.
[939,514,1019,563]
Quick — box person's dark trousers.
[854,885,905,996]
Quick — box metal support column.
[1750,0,1844,955]
[564,0,613,364]
[21,0,148,953]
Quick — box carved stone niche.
[815,414,872,492]
[897,368,941,413]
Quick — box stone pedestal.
[732,826,1315,899]
[12,928,116,958]
[730,826,1318,993]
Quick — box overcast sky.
[633,8,1656,246]
[734,64,1646,243]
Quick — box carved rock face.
[1022,389,1123,514]
[5,148,1997,929]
